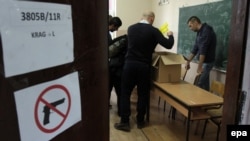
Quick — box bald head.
[142,11,155,25]
[143,11,155,18]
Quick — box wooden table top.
[153,81,224,107]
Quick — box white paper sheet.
[0,0,74,77]
[14,72,81,141]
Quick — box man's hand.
[185,61,190,70]
[167,31,173,36]
[197,64,203,74]
[197,55,205,74]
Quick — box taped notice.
[0,0,74,77]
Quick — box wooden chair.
[201,80,225,141]
[210,80,225,97]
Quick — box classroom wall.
[116,0,152,36]
[115,0,226,84]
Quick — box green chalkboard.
[177,1,232,71]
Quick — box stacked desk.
[151,80,223,141]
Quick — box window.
[109,0,116,16]
[109,0,117,38]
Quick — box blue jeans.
[197,62,214,91]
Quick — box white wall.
[116,0,226,84]
[116,0,152,36]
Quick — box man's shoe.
[114,122,130,132]
[137,121,146,129]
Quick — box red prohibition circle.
[34,84,71,133]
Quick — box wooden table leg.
[186,109,191,141]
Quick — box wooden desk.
[151,81,223,141]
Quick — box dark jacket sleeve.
[154,28,174,49]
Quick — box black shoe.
[114,122,130,132]
[137,121,146,129]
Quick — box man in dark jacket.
[185,16,216,91]
[108,16,122,108]
[114,11,174,132]
[109,35,128,115]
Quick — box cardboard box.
[152,52,186,83]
